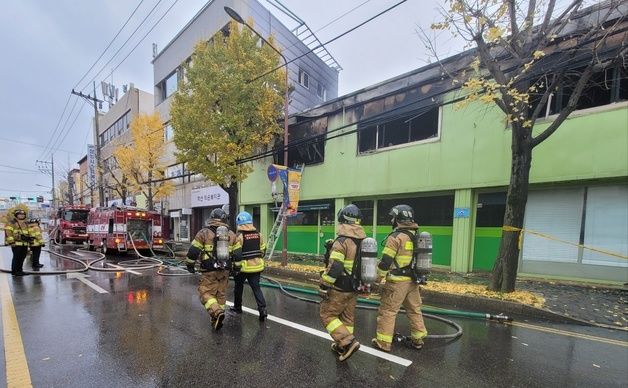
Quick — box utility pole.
[71,82,104,206]
[36,156,56,208]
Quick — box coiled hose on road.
[260,275,464,341]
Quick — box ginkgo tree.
[170,20,286,223]
[429,0,626,292]
[114,112,174,211]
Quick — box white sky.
[0,0,456,199]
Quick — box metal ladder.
[265,163,305,261]
[265,203,287,262]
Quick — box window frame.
[298,68,310,89]
[357,106,442,155]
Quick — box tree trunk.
[225,182,239,231]
[147,171,154,211]
[490,128,533,292]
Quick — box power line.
[42,96,81,160]
[107,0,182,76]
[39,94,73,160]
[0,163,40,173]
[0,137,80,155]
[0,188,51,193]
[249,0,408,83]
[73,0,148,89]
[79,0,167,92]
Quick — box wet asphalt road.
[0,246,627,387]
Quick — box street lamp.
[225,6,290,266]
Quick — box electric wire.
[73,0,148,90]
[78,0,166,92]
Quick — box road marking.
[66,273,109,294]
[226,301,412,367]
[508,321,628,347]
[105,263,142,276]
[1,275,33,387]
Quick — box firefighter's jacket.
[27,220,45,247]
[232,224,266,273]
[321,223,366,291]
[4,219,31,247]
[377,222,419,282]
[185,220,236,271]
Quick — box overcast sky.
[0,0,456,199]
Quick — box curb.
[264,266,592,325]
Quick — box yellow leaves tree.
[170,20,286,222]
[114,112,174,211]
[430,0,626,292]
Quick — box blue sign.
[454,207,470,218]
[267,165,278,182]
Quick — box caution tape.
[502,226,628,260]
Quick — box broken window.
[358,106,440,153]
[274,117,327,166]
[530,64,627,119]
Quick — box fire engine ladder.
[265,164,304,261]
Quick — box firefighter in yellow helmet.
[319,204,365,362]
[3,208,32,276]
[372,204,427,352]
[185,208,236,330]
[27,218,45,270]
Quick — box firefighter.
[27,218,45,270]
[185,208,236,330]
[319,204,365,362]
[3,209,32,276]
[371,204,428,352]
[230,211,267,322]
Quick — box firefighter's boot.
[338,339,360,361]
[212,312,225,330]
[258,307,267,322]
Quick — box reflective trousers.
[11,246,28,275]
[375,281,427,351]
[320,289,357,347]
[233,271,266,310]
[198,270,229,318]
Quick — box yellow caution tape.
[502,226,628,260]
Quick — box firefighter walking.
[372,205,428,352]
[3,208,32,276]
[319,204,365,362]
[27,218,45,270]
[231,211,268,321]
[185,208,236,330]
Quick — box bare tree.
[427,0,626,291]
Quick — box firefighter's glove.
[318,284,330,300]
[186,264,196,274]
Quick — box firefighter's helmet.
[208,208,228,224]
[389,204,414,224]
[337,204,361,225]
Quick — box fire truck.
[50,205,91,244]
[87,206,164,255]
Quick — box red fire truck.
[50,205,91,244]
[87,206,164,254]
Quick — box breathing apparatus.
[214,225,230,269]
[357,237,378,293]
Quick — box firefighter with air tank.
[185,208,236,330]
[371,204,432,352]
[318,204,380,362]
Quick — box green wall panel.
[472,227,502,271]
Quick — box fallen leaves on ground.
[267,261,546,308]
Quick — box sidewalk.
[265,259,627,329]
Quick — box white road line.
[66,273,109,294]
[106,263,142,275]
[226,301,412,367]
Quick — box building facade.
[238,55,628,283]
[153,0,340,241]
[96,84,153,206]
[77,155,91,206]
